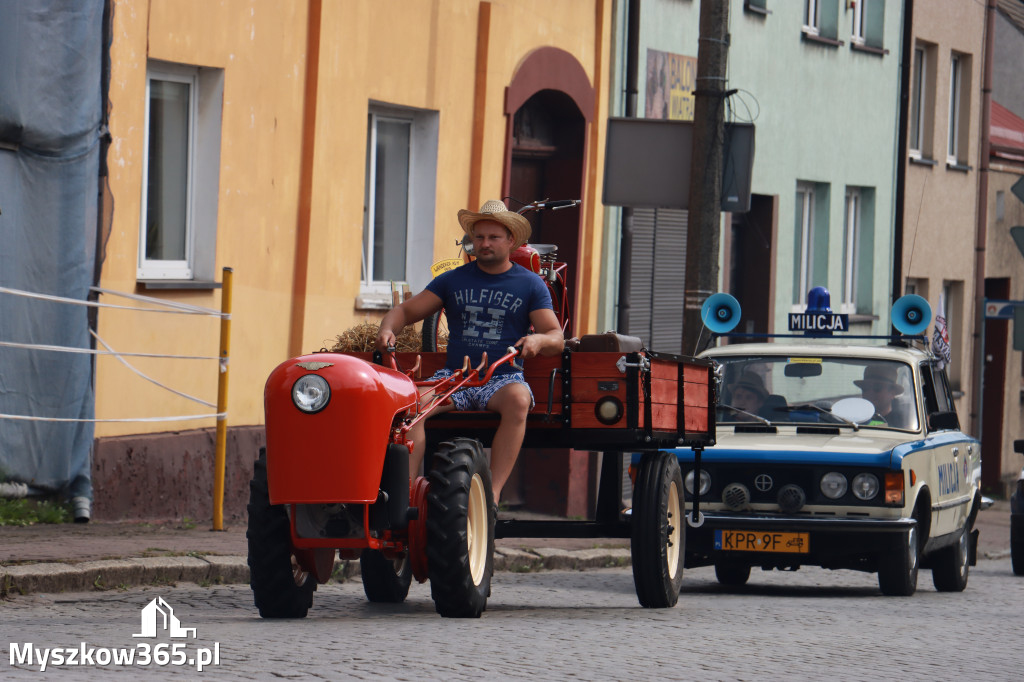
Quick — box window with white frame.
[947,52,971,166]
[360,104,439,309]
[841,188,860,311]
[804,0,839,40]
[841,187,875,315]
[794,182,831,305]
[909,46,926,156]
[909,42,935,160]
[804,0,820,35]
[851,0,884,49]
[795,183,815,304]
[139,61,223,283]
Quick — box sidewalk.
[0,510,632,597]
[1,502,1010,597]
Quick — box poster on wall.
[646,49,697,121]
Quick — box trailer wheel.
[360,549,413,603]
[426,438,494,618]
[247,448,315,618]
[421,310,449,352]
[631,450,685,608]
[931,526,970,592]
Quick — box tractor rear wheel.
[631,450,685,607]
[247,448,315,618]
[360,549,412,603]
[426,438,494,618]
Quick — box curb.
[1,548,632,598]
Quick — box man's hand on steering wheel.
[375,327,398,353]
[514,333,547,360]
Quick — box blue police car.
[658,289,983,596]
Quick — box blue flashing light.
[806,286,832,313]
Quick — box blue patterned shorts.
[427,369,535,411]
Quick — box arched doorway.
[503,48,594,517]
[504,47,593,341]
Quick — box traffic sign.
[984,299,1024,319]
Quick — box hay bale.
[330,322,422,353]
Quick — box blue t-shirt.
[425,262,552,374]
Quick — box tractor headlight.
[820,472,848,499]
[851,473,880,501]
[292,374,330,413]
[685,469,711,496]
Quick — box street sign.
[1015,307,1024,351]
[984,299,1024,319]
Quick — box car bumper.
[683,512,916,569]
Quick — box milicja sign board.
[602,118,755,212]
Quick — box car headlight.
[292,374,330,413]
[685,469,711,496]
[820,472,848,499]
[851,473,880,500]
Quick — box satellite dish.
[891,294,931,336]
[701,293,742,334]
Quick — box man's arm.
[516,308,565,359]
[376,289,444,351]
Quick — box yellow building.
[93,0,612,520]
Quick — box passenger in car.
[855,365,909,428]
[729,372,769,421]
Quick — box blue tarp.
[0,0,106,508]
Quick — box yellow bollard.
[213,267,233,530]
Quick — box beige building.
[92,1,614,520]
[900,1,985,440]
[980,0,1024,496]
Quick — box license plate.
[715,530,809,553]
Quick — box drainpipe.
[616,0,640,334]
[970,0,996,438]
[891,0,913,303]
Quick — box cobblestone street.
[3,559,1021,680]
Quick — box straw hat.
[457,199,532,249]
[854,365,905,395]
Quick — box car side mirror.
[1014,439,1024,455]
[927,410,960,431]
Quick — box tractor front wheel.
[426,438,494,618]
[247,448,315,618]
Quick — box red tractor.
[249,212,716,618]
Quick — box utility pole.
[681,0,730,355]
[616,0,641,334]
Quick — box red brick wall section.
[91,426,265,523]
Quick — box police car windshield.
[715,356,919,431]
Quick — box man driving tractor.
[375,199,565,503]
